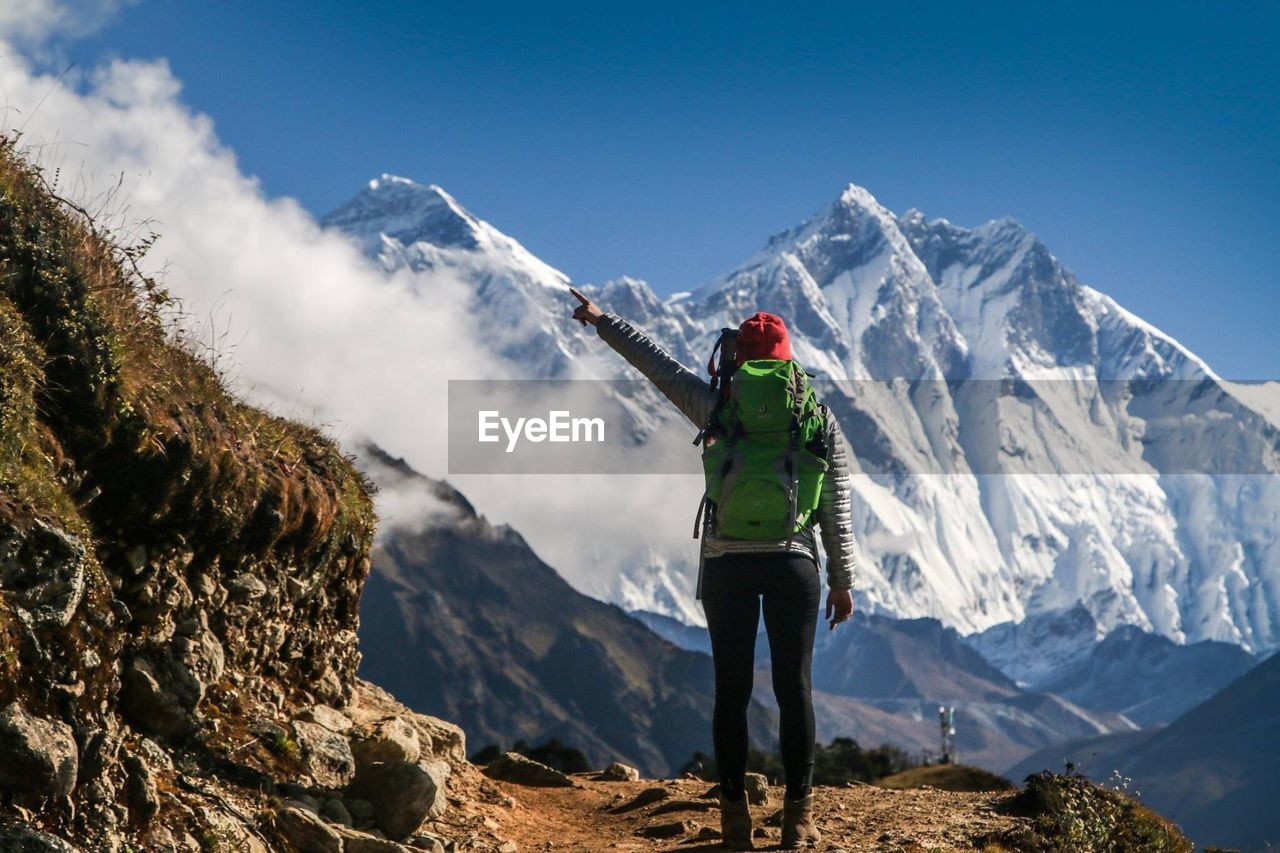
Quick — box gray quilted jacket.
[596,313,856,595]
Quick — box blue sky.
[64,1,1279,377]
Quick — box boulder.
[300,704,353,733]
[745,772,770,805]
[351,716,420,769]
[410,713,466,766]
[348,759,450,841]
[0,821,81,852]
[613,786,671,813]
[76,728,120,791]
[122,623,230,736]
[274,805,343,853]
[225,574,267,602]
[124,753,160,826]
[175,627,225,686]
[0,513,86,627]
[277,780,314,801]
[406,834,449,852]
[320,797,353,827]
[198,806,269,853]
[336,826,418,852]
[292,720,356,788]
[599,761,640,782]
[135,736,174,771]
[482,752,574,788]
[120,655,199,737]
[347,797,375,824]
[0,702,78,799]
[640,819,696,839]
[350,682,466,765]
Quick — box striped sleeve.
[595,313,717,428]
[817,413,856,590]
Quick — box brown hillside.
[877,764,1015,793]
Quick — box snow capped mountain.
[322,176,1280,660]
[322,175,592,379]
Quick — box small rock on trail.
[482,752,575,788]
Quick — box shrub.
[997,771,1192,852]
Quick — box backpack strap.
[693,328,739,446]
[783,415,801,550]
[692,493,708,539]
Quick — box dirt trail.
[427,769,1024,851]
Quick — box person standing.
[571,288,856,850]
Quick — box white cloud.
[0,44,504,487]
[0,0,138,46]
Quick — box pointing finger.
[569,286,590,305]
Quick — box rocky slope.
[355,446,774,778]
[0,137,480,851]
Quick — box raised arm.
[570,288,716,427]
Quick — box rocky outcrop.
[0,702,78,800]
[293,720,357,788]
[599,761,641,782]
[350,757,451,840]
[0,137,474,850]
[274,805,344,853]
[0,822,81,852]
[350,716,421,768]
[482,752,576,788]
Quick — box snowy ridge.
[323,176,1280,661]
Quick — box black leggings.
[701,552,819,801]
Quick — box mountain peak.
[367,172,416,191]
[836,182,883,210]
[365,174,464,212]
[323,175,484,251]
[973,214,1032,240]
[761,181,900,255]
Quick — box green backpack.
[694,355,829,542]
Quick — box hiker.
[570,288,855,850]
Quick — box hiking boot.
[719,793,754,850]
[780,791,821,849]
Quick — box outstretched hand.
[826,588,854,630]
[569,286,604,327]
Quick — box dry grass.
[0,131,375,571]
[877,764,1015,793]
[0,132,376,719]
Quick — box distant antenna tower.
[938,705,956,765]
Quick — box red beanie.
[736,312,792,362]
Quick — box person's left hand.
[826,588,854,630]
